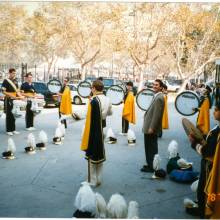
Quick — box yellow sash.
[197,98,210,135]
[80,103,91,151]
[122,91,136,124]
[204,135,220,218]
[60,86,72,115]
[5,92,17,99]
[162,95,169,129]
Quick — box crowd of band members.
[1,68,220,218]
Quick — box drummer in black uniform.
[20,72,36,131]
[188,102,220,218]
[1,68,24,135]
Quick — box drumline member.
[196,85,212,136]
[57,77,72,129]
[20,72,36,131]
[188,102,220,218]
[1,68,24,135]
[120,81,136,135]
[81,80,112,187]
[159,83,169,138]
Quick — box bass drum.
[175,91,199,116]
[77,81,92,98]
[136,89,154,111]
[47,79,62,93]
[106,85,125,105]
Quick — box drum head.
[136,89,154,111]
[47,79,62,93]
[106,85,125,105]
[77,81,91,98]
[182,118,206,143]
[175,91,199,116]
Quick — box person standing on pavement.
[20,72,36,131]
[1,68,24,136]
[120,81,136,135]
[57,77,72,129]
[141,79,165,172]
[81,80,112,187]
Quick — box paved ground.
[0,95,217,218]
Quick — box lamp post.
[215,59,220,104]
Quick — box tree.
[125,3,170,88]
[166,3,220,87]
[0,3,27,64]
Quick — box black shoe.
[141,166,154,173]
[185,207,200,216]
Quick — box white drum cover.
[136,89,155,111]
[47,79,62,93]
[77,81,91,98]
[175,91,199,116]
[106,85,125,105]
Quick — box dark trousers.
[122,117,129,133]
[26,101,34,128]
[197,158,208,218]
[58,103,67,129]
[144,134,158,169]
[4,98,15,132]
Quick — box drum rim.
[136,88,154,111]
[47,79,62,93]
[77,80,92,98]
[175,91,199,116]
[106,85,125,105]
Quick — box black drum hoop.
[136,88,154,111]
[77,81,92,98]
[106,85,125,105]
[175,91,199,116]
[47,79,62,94]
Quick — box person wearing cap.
[81,80,112,187]
[1,68,24,136]
[196,85,212,136]
[188,102,220,218]
[57,77,72,128]
[20,72,37,131]
[120,81,136,135]
[141,79,165,173]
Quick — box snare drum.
[12,100,27,118]
[30,94,45,115]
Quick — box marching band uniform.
[122,90,136,134]
[81,93,112,186]
[59,84,72,128]
[191,125,220,218]
[196,93,211,136]
[20,82,36,129]
[1,78,19,133]
[162,94,169,130]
